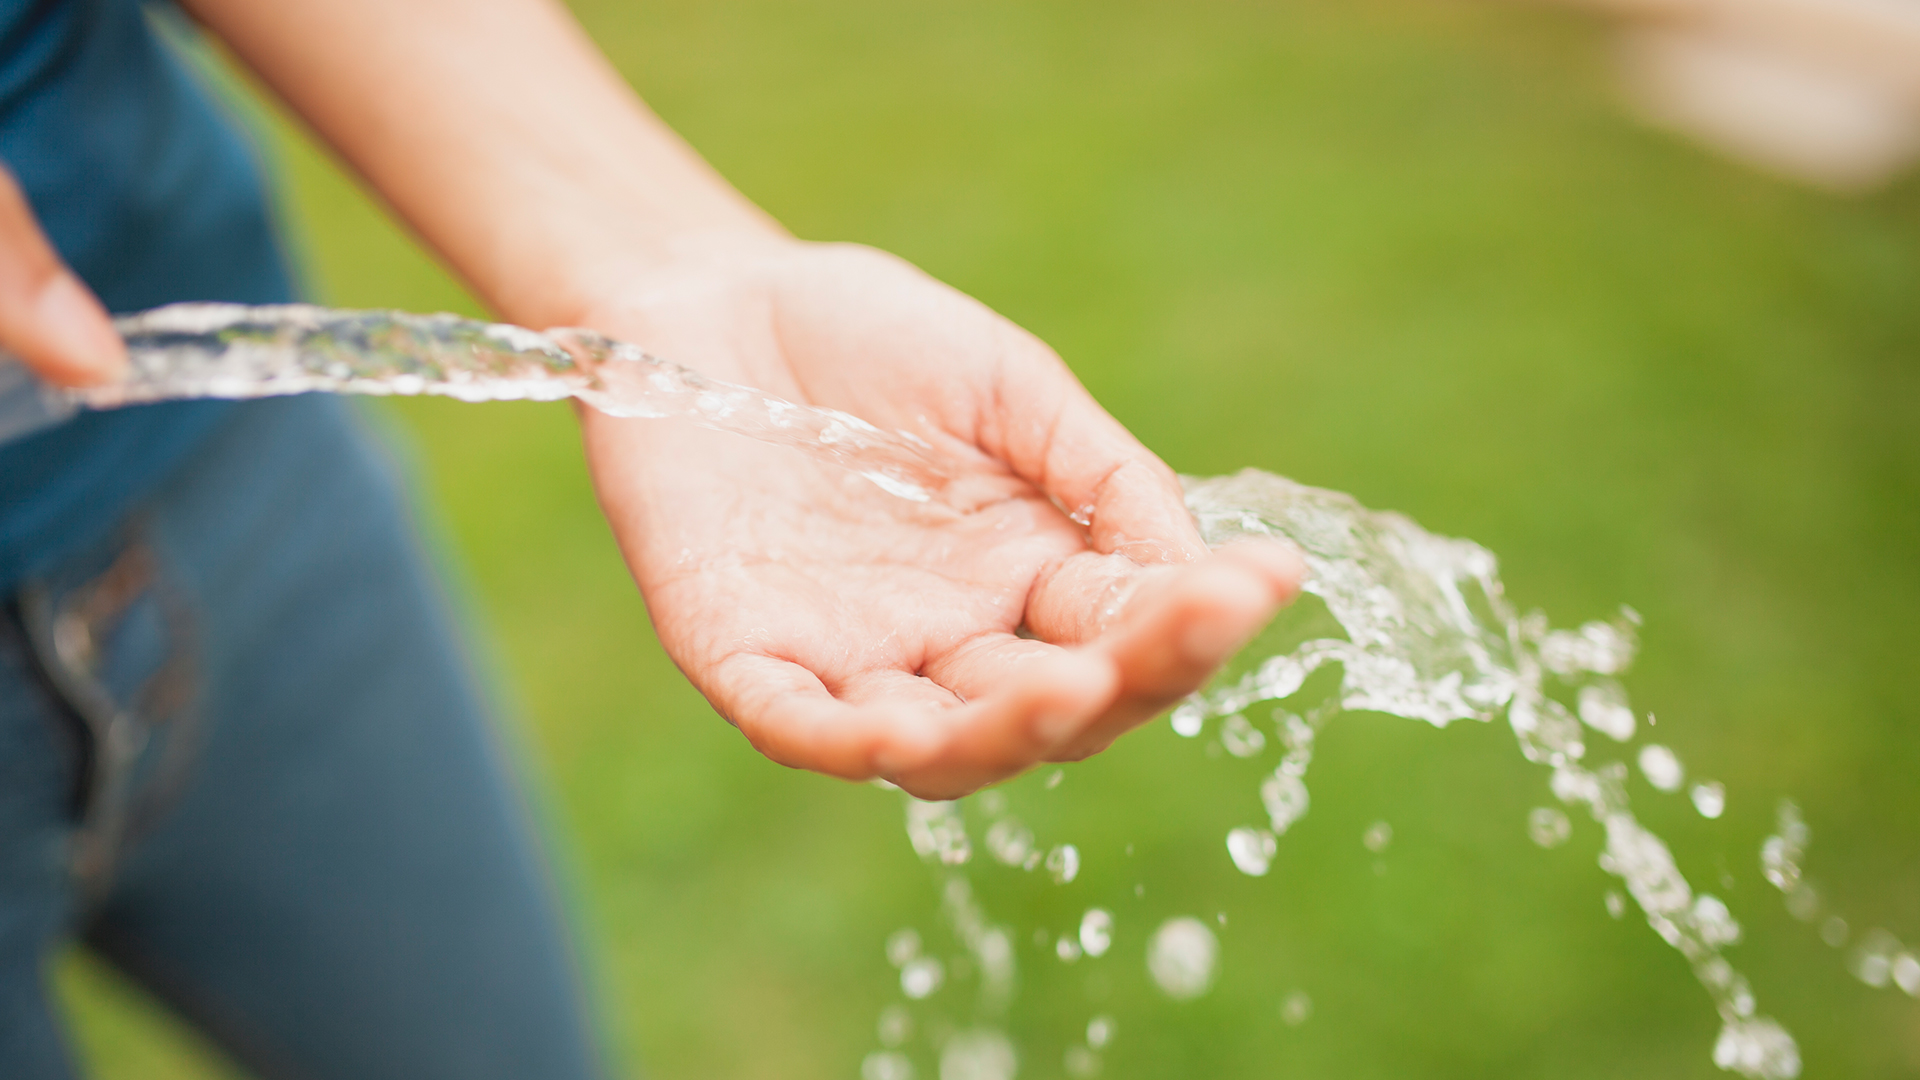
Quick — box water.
[1144,917,1219,1001]
[41,302,954,501]
[50,303,1881,1078]
[1758,801,1920,1001]
[876,470,1820,1080]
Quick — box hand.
[0,164,127,385]
[575,237,1303,799]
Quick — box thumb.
[0,163,125,386]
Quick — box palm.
[577,241,1299,797]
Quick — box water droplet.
[1280,990,1313,1026]
[1220,713,1266,757]
[1086,1015,1115,1050]
[1538,619,1636,677]
[878,1005,913,1047]
[1820,916,1849,948]
[1528,806,1572,848]
[1079,909,1114,958]
[1711,1017,1801,1080]
[1605,890,1627,919]
[1362,820,1393,853]
[1063,1045,1100,1078]
[1275,709,1313,751]
[1261,771,1310,834]
[863,1050,915,1080]
[1056,936,1083,963]
[901,957,945,999]
[1045,769,1065,790]
[1147,917,1218,1001]
[1760,839,1797,891]
[906,800,972,865]
[1691,781,1726,819]
[1046,844,1081,884]
[1760,801,1808,892]
[939,1029,1016,1080]
[1850,929,1899,988]
[1577,682,1636,742]
[1226,826,1277,876]
[977,790,1007,815]
[1133,883,1144,898]
[887,929,922,967]
[1893,953,1920,997]
[1691,894,1742,947]
[1637,744,1684,792]
[1170,703,1204,738]
[984,819,1034,868]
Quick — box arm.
[177,0,771,330]
[170,0,1310,795]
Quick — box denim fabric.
[0,394,606,1080]
[0,0,296,588]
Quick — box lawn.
[57,0,1920,1077]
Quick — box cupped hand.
[574,237,1301,799]
[0,164,126,386]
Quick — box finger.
[893,649,1118,798]
[1022,549,1160,645]
[978,333,1204,563]
[711,648,1116,799]
[0,165,125,386]
[920,631,1066,703]
[839,668,965,710]
[709,653,947,781]
[921,632,1117,745]
[1057,541,1305,758]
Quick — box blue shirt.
[0,0,293,590]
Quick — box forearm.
[181,0,783,328]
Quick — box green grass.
[55,0,1920,1076]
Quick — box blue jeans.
[0,396,607,1079]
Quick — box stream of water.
[24,301,1912,1080]
[33,302,951,501]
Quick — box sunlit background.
[56,0,1920,1076]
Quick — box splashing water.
[1757,802,1920,999]
[876,470,1813,1080]
[1172,470,1799,1077]
[31,302,952,501]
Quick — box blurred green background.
[54,0,1920,1076]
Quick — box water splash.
[47,303,952,501]
[874,470,1811,1080]
[1757,802,1920,999]
[1175,469,1799,1078]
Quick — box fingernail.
[36,273,126,381]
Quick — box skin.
[0,0,1302,799]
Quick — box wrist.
[492,212,794,332]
